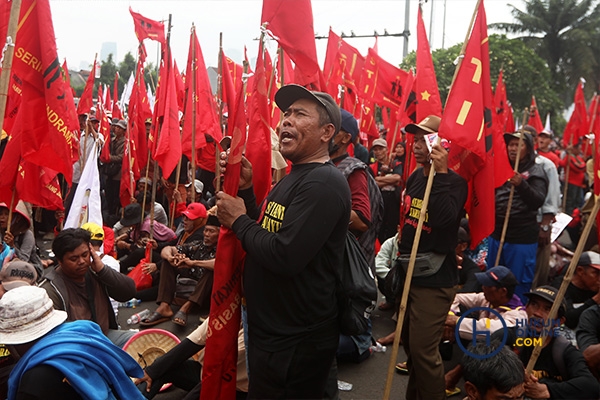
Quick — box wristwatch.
[540,224,550,232]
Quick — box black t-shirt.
[399,168,468,288]
[233,162,351,351]
[551,278,597,329]
[16,364,82,399]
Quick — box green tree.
[118,52,137,91]
[401,34,566,134]
[489,0,600,104]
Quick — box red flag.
[153,53,182,179]
[201,53,247,400]
[112,72,123,120]
[416,7,442,121]
[438,0,504,247]
[246,41,272,205]
[360,100,380,138]
[261,0,321,88]
[492,70,513,188]
[96,85,111,142]
[528,96,544,133]
[563,80,588,146]
[173,60,185,112]
[222,54,243,105]
[128,59,153,171]
[129,7,165,44]
[119,130,140,207]
[181,28,221,162]
[60,59,80,163]
[505,101,515,133]
[0,0,78,185]
[359,48,409,110]
[77,57,96,116]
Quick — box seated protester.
[490,285,600,400]
[134,316,247,400]
[0,260,38,398]
[462,342,525,400]
[444,266,526,393]
[81,222,121,318]
[576,305,600,378]
[0,286,144,400]
[172,180,210,237]
[551,251,600,329]
[0,202,43,278]
[141,204,214,327]
[116,203,177,274]
[39,228,137,347]
[113,192,169,233]
[446,266,526,341]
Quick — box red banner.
[129,7,165,44]
[416,7,442,121]
[359,48,409,110]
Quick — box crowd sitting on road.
[1,85,600,400]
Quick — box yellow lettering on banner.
[366,70,374,79]
[470,57,482,84]
[348,54,358,76]
[46,104,74,147]
[456,101,472,125]
[11,83,22,95]
[14,47,43,73]
[477,118,485,141]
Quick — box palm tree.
[489,0,600,105]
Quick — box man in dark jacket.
[488,131,548,301]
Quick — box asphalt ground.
[37,234,466,400]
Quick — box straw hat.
[0,286,67,344]
[122,329,180,368]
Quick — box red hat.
[182,203,207,220]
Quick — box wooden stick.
[561,135,574,212]
[190,24,197,188]
[525,195,600,375]
[0,0,22,138]
[494,108,529,267]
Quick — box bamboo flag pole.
[383,2,482,398]
[494,108,529,267]
[0,0,21,136]
[590,94,599,174]
[81,54,98,172]
[561,135,574,212]
[190,24,198,187]
[215,32,224,194]
[525,195,600,375]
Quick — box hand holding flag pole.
[383,1,482,398]
[494,108,529,267]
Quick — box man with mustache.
[216,84,351,399]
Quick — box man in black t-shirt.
[398,115,468,400]
[217,85,351,399]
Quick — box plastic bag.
[127,243,153,290]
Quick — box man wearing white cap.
[0,286,144,399]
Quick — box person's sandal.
[395,361,408,374]
[445,387,461,397]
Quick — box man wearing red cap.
[141,203,218,327]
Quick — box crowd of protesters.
[1,82,600,400]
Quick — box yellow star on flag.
[421,90,431,101]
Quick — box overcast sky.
[48,0,521,73]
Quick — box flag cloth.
[0,0,78,185]
[173,60,185,112]
[200,55,247,400]
[438,0,502,248]
[119,126,140,208]
[153,53,182,179]
[129,57,153,172]
[246,41,272,205]
[129,7,166,44]
[492,70,513,188]
[563,81,588,147]
[64,146,102,228]
[77,58,96,116]
[261,0,321,88]
[359,48,409,110]
[528,96,544,133]
[112,72,123,120]
[416,6,442,121]
[182,28,221,163]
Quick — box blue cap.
[340,109,359,141]
[475,266,517,288]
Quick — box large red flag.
[261,0,321,88]
[438,0,506,247]
[201,58,246,400]
[0,0,77,185]
[153,53,182,179]
[528,96,544,133]
[129,7,166,44]
[492,70,513,188]
[181,28,221,162]
[416,6,442,121]
[60,59,80,163]
[128,59,152,172]
[359,48,409,110]
[563,80,588,146]
[119,129,140,207]
[173,60,185,112]
[77,57,96,116]
[246,41,272,205]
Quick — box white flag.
[121,71,135,107]
[65,146,103,229]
